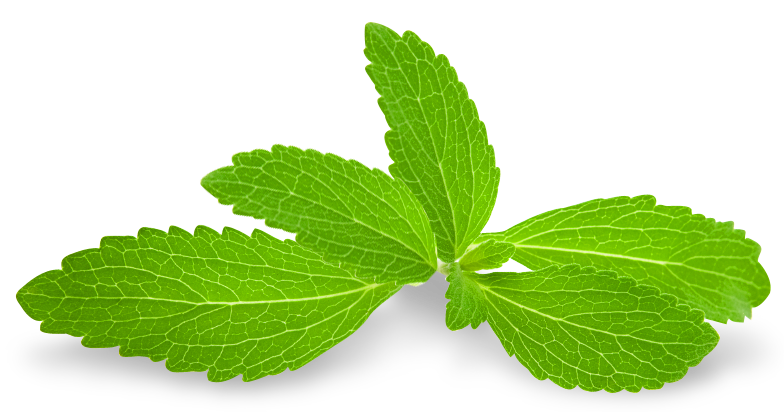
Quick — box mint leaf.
[443,262,486,331]
[478,195,770,323]
[16,226,401,382]
[364,22,500,263]
[459,239,514,272]
[469,265,719,392]
[201,145,437,283]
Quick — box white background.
[1,1,782,410]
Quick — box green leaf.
[201,145,437,284]
[477,195,770,323]
[16,226,401,382]
[459,239,514,272]
[443,262,486,331]
[364,22,500,263]
[470,265,719,392]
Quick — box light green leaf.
[470,265,719,392]
[201,145,437,284]
[364,22,500,263]
[443,262,486,331]
[478,195,770,323]
[16,226,401,382]
[459,239,514,272]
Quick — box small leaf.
[477,195,770,323]
[443,262,486,331]
[470,265,719,392]
[459,239,514,272]
[17,226,401,382]
[202,145,437,283]
[365,22,500,263]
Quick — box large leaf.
[17,226,401,382]
[467,265,719,392]
[364,22,500,262]
[202,145,437,283]
[477,195,770,323]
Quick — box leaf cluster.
[16,22,770,391]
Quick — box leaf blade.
[17,226,401,382]
[201,145,437,283]
[459,239,515,272]
[478,195,770,322]
[364,22,500,262]
[471,265,719,392]
[443,263,486,331]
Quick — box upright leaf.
[17,226,401,382]
[469,265,719,392]
[202,145,437,283]
[478,195,770,323]
[365,22,500,262]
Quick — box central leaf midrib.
[513,244,758,286]
[26,283,384,305]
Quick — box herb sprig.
[16,22,770,392]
